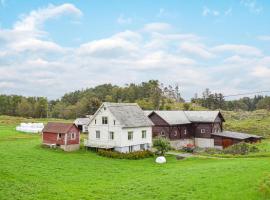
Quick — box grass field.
[1,116,270,200]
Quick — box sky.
[0,0,270,100]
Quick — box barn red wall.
[42,125,80,145]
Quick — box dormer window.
[102,117,108,124]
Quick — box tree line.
[192,88,270,111]
[0,82,269,119]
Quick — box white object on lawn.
[155,156,166,164]
[16,123,44,133]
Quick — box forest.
[0,80,269,119]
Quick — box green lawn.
[0,124,270,200]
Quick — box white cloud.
[180,42,215,59]
[212,44,262,57]
[117,15,132,25]
[252,66,270,77]
[202,6,220,17]
[14,3,82,32]
[241,0,263,14]
[224,8,232,16]
[143,22,172,32]
[257,35,270,41]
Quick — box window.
[183,129,187,135]
[128,131,133,140]
[201,129,206,133]
[129,146,133,152]
[95,119,96,124]
[109,132,114,140]
[174,130,178,136]
[104,107,106,110]
[96,130,100,139]
[114,120,116,125]
[142,130,146,139]
[57,133,62,140]
[140,144,145,150]
[102,117,108,124]
[71,133,76,140]
[160,131,165,137]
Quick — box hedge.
[97,149,154,160]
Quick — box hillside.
[223,110,270,138]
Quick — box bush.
[204,147,222,155]
[259,174,270,198]
[223,142,259,155]
[182,144,195,153]
[97,149,154,160]
[153,137,171,156]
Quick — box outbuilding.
[42,122,80,151]
[74,117,92,133]
[211,131,263,149]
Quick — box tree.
[16,98,32,117]
[153,137,171,156]
[257,97,270,110]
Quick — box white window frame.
[161,131,165,137]
[128,131,133,140]
[109,131,114,140]
[129,146,133,152]
[57,133,62,140]
[70,132,76,140]
[96,130,100,139]
[102,116,108,124]
[140,144,145,150]
[183,129,187,135]
[113,120,116,125]
[174,130,178,136]
[201,129,206,133]
[142,130,147,139]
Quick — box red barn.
[42,122,80,151]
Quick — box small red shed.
[42,122,80,151]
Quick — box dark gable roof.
[212,131,262,140]
[146,110,225,125]
[42,122,77,134]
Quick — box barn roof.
[184,111,225,123]
[42,122,76,134]
[211,131,262,140]
[94,102,153,128]
[153,111,191,125]
[146,110,224,125]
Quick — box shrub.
[153,137,171,156]
[182,144,195,153]
[97,149,154,160]
[259,174,270,198]
[204,147,222,155]
[223,142,259,155]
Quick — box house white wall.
[87,104,152,152]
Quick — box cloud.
[117,15,132,25]
[143,22,172,32]
[257,35,270,41]
[241,0,263,14]
[212,44,262,57]
[202,6,220,16]
[14,3,82,32]
[0,4,269,100]
[180,42,215,59]
[0,0,6,7]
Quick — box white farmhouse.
[84,102,153,153]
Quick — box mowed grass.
[0,125,270,200]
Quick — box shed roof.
[211,131,262,140]
[42,122,76,134]
[92,102,153,128]
[153,111,191,125]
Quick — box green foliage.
[153,137,171,155]
[97,149,153,159]
[223,142,259,155]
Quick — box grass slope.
[1,123,270,200]
[223,110,270,137]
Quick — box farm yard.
[1,115,270,200]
